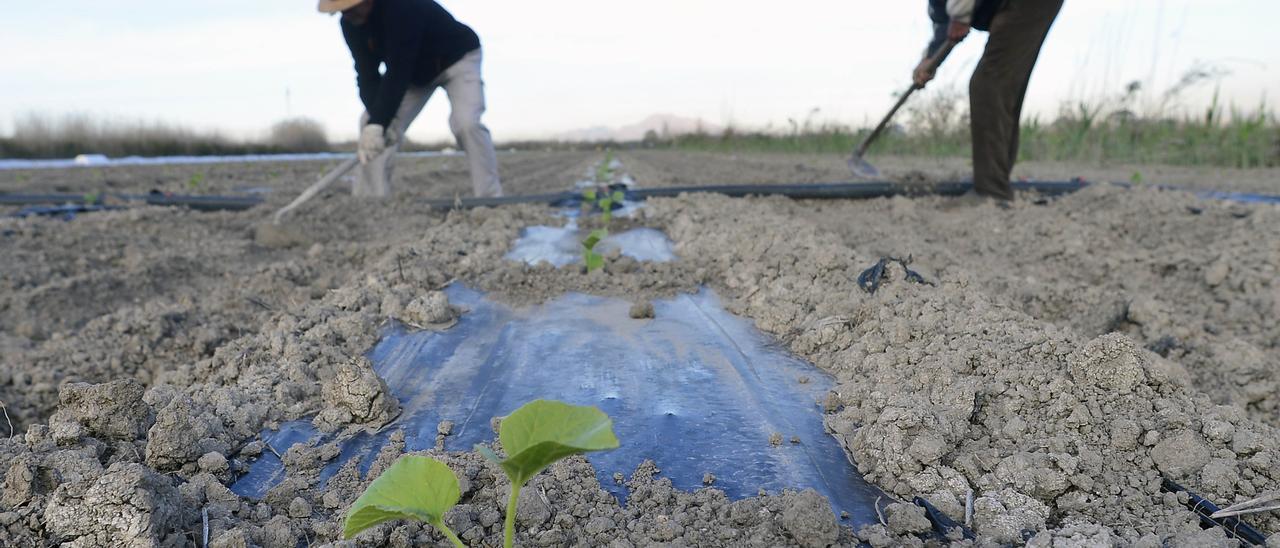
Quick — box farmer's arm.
[917,0,951,86]
[926,0,950,58]
[916,0,972,86]
[342,21,382,113]
[944,0,973,41]
[366,4,426,127]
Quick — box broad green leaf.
[610,190,624,203]
[582,229,607,250]
[343,456,460,539]
[582,189,597,202]
[497,400,619,485]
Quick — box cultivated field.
[1,150,1278,546]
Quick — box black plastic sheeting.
[231,284,887,526]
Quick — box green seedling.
[343,456,466,547]
[582,228,607,272]
[595,150,614,184]
[1130,170,1144,185]
[82,192,100,205]
[598,196,614,223]
[601,190,625,223]
[478,400,619,548]
[187,172,205,191]
[580,188,626,223]
[579,153,628,271]
[342,400,618,548]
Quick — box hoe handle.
[853,40,958,159]
[272,156,359,224]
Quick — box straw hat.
[317,0,363,13]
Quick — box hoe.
[847,40,957,179]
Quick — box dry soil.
[1,150,1277,547]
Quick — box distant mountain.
[556,114,723,142]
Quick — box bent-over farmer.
[318,0,503,198]
[914,0,1063,201]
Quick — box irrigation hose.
[5,179,1278,215]
[1162,478,1269,546]
[0,191,263,211]
[913,496,975,540]
[419,180,1094,210]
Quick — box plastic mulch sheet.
[505,222,675,267]
[231,284,886,527]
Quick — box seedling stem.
[504,484,520,548]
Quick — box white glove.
[358,124,387,164]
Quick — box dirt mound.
[657,187,1280,545]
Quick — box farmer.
[318,0,503,198]
[913,0,1063,201]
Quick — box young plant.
[582,228,607,272]
[580,186,624,272]
[581,188,626,223]
[187,172,205,191]
[342,400,618,548]
[599,189,624,223]
[478,400,620,548]
[595,150,614,184]
[343,455,466,547]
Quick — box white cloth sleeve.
[946,0,976,23]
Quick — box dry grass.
[0,113,330,158]
[666,71,1280,169]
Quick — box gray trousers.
[969,0,1063,200]
[355,48,503,198]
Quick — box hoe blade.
[847,155,881,179]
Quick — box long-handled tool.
[272,156,359,224]
[848,41,958,178]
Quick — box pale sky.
[1,1,1275,143]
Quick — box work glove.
[358,124,387,164]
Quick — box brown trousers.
[970,0,1064,199]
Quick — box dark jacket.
[341,0,481,127]
[927,0,1004,56]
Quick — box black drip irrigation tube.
[418,179,1164,210]
[913,496,976,541]
[139,192,262,211]
[0,191,264,214]
[1162,478,1269,545]
[7,179,1278,216]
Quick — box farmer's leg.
[439,49,503,198]
[969,0,1063,200]
[355,85,434,197]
